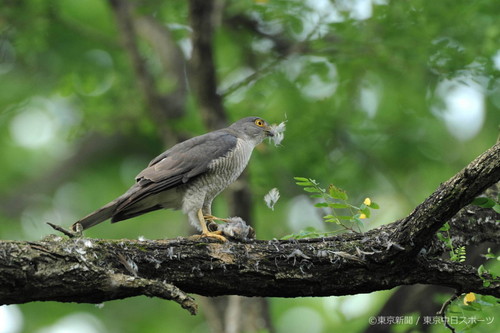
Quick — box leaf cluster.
[285,177,379,238]
[471,195,500,216]
[477,247,500,288]
[444,293,499,332]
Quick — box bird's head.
[230,117,275,145]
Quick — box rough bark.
[0,230,497,312]
[0,143,499,315]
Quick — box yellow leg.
[203,214,229,223]
[191,209,227,242]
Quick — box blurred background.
[0,0,499,332]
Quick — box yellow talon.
[190,231,227,242]
[203,215,229,222]
[194,209,227,242]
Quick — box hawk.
[71,117,274,241]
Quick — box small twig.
[109,273,198,315]
[220,58,281,97]
[46,222,79,238]
[221,9,332,99]
[437,292,460,333]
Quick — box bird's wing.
[114,130,237,212]
[140,130,237,182]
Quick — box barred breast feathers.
[208,138,254,179]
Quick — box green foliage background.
[1,0,499,332]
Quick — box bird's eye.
[254,119,265,127]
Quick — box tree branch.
[1,143,499,314]
[0,234,497,309]
[389,142,500,258]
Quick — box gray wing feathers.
[136,130,237,184]
[72,130,237,231]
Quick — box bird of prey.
[71,117,275,241]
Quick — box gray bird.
[71,117,274,241]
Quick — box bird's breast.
[208,138,254,185]
[180,138,255,212]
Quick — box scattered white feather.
[128,259,139,275]
[75,247,86,255]
[269,121,286,146]
[138,235,146,241]
[264,188,280,210]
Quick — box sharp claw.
[190,231,227,242]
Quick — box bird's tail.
[71,199,120,231]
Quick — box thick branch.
[390,142,500,257]
[1,143,499,314]
[427,203,500,256]
[1,235,497,309]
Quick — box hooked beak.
[264,125,275,137]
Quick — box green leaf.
[328,185,348,200]
[337,215,353,220]
[369,202,380,209]
[360,207,371,217]
[436,233,446,242]
[293,177,310,182]
[296,181,312,186]
[303,187,321,193]
[314,202,329,208]
[478,264,487,276]
[280,227,324,240]
[460,301,482,311]
[439,222,450,232]
[484,252,496,260]
[323,215,339,223]
[328,203,350,209]
[472,197,496,208]
[480,295,498,306]
[493,204,500,214]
